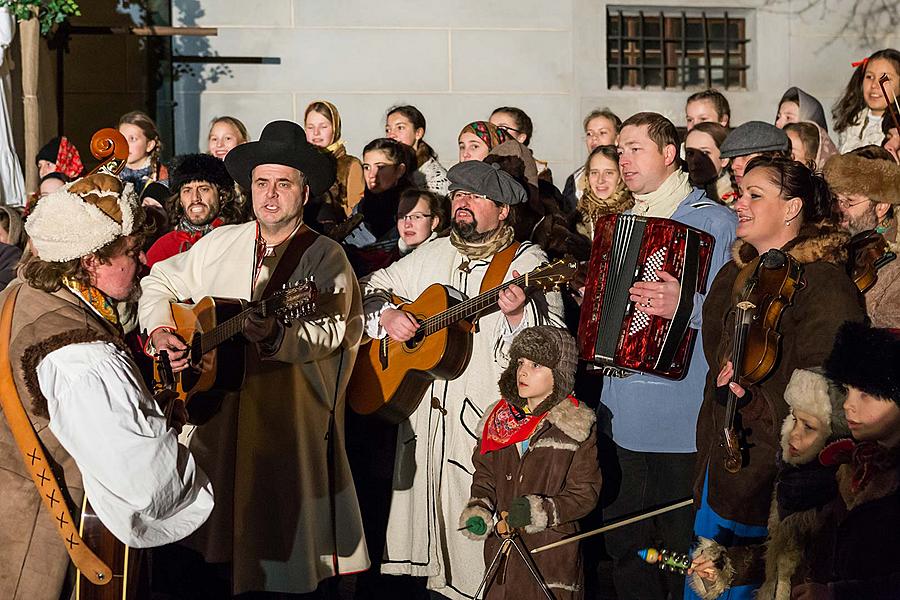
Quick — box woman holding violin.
[685,157,865,600]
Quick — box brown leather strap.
[262,223,320,299]
[0,286,113,585]
[479,241,521,294]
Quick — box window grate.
[607,8,749,90]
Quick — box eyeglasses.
[835,196,871,209]
[397,212,433,223]
[496,125,520,134]
[450,190,489,202]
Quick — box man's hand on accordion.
[630,270,681,320]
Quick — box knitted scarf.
[632,169,693,218]
[576,176,635,223]
[449,224,515,260]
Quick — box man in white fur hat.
[0,173,213,599]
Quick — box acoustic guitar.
[153,279,317,423]
[349,259,577,423]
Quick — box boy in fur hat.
[789,322,900,600]
[459,326,601,599]
[688,368,850,600]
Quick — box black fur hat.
[169,153,234,195]
[498,326,577,415]
[825,321,900,405]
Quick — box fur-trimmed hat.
[781,367,849,464]
[823,153,900,205]
[25,174,139,263]
[825,321,900,405]
[498,326,577,415]
[169,153,234,195]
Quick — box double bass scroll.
[86,128,130,177]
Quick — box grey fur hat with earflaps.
[498,326,577,416]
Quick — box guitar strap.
[261,223,320,299]
[0,286,112,585]
[479,241,521,295]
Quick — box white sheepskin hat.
[26,174,138,263]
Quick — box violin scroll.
[86,128,129,177]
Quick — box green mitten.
[466,516,487,536]
[507,496,532,528]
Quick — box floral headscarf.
[458,121,510,150]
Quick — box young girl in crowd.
[396,188,447,255]
[783,121,838,170]
[118,110,167,195]
[833,48,900,153]
[563,108,621,211]
[207,115,248,160]
[689,368,850,600]
[684,122,736,205]
[775,87,829,132]
[385,104,449,195]
[489,106,552,181]
[685,89,731,130]
[458,121,510,162]
[460,326,600,600]
[572,144,633,239]
[304,100,365,223]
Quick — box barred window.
[607,8,749,90]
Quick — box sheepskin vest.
[0,282,125,600]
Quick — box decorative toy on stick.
[637,547,691,575]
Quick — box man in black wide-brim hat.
[138,120,370,596]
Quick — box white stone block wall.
[172,0,899,187]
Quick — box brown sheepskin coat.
[692,222,865,589]
[460,398,601,600]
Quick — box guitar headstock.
[273,277,319,326]
[524,257,579,292]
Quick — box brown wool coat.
[461,399,601,600]
[328,149,365,217]
[864,241,900,329]
[693,222,866,588]
[0,283,125,600]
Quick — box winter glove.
[507,496,532,528]
[465,516,487,536]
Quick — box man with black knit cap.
[362,160,565,599]
[145,153,242,267]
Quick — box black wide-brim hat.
[224,120,336,196]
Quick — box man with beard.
[824,146,900,327]
[0,173,213,599]
[359,160,565,599]
[145,153,242,268]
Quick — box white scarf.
[632,169,693,218]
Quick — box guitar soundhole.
[404,328,426,350]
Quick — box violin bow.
[878,74,900,133]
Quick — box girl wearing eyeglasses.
[396,189,449,255]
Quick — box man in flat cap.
[139,120,369,596]
[360,159,565,599]
[0,174,213,599]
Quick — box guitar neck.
[421,273,530,335]
[198,301,265,355]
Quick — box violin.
[722,249,804,473]
[847,229,897,293]
[86,128,129,177]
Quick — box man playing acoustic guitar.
[139,120,369,597]
[360,160,565,599]
[0,173,213,599]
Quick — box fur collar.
[545,398,595,443]
[732,221,849,268]
[836,446,900,511]
[476,398,596,443]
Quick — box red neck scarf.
[480,396,579,454]
[820,438,896,493]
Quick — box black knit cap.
[825,321,900,405]
[36,137,60,165]
[169,153,234,195]
[498,326,578,415]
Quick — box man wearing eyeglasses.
[360,160,565,599]
[824,149,900,328]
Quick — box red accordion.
[578,213,715,379]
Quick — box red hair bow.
[851,57,869,69]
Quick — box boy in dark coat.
[792,322,900,600]
[459,326,601,599]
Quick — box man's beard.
[843,205,880,236]
[184,204,218,227]
[452,209,495,243]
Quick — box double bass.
[721,249,804,473]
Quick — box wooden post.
[19,7,38,193]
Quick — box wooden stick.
[530,498,693,555]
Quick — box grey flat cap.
[720,121,791,159]
[447,160,527,205]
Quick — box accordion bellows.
[578,214,715,379]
